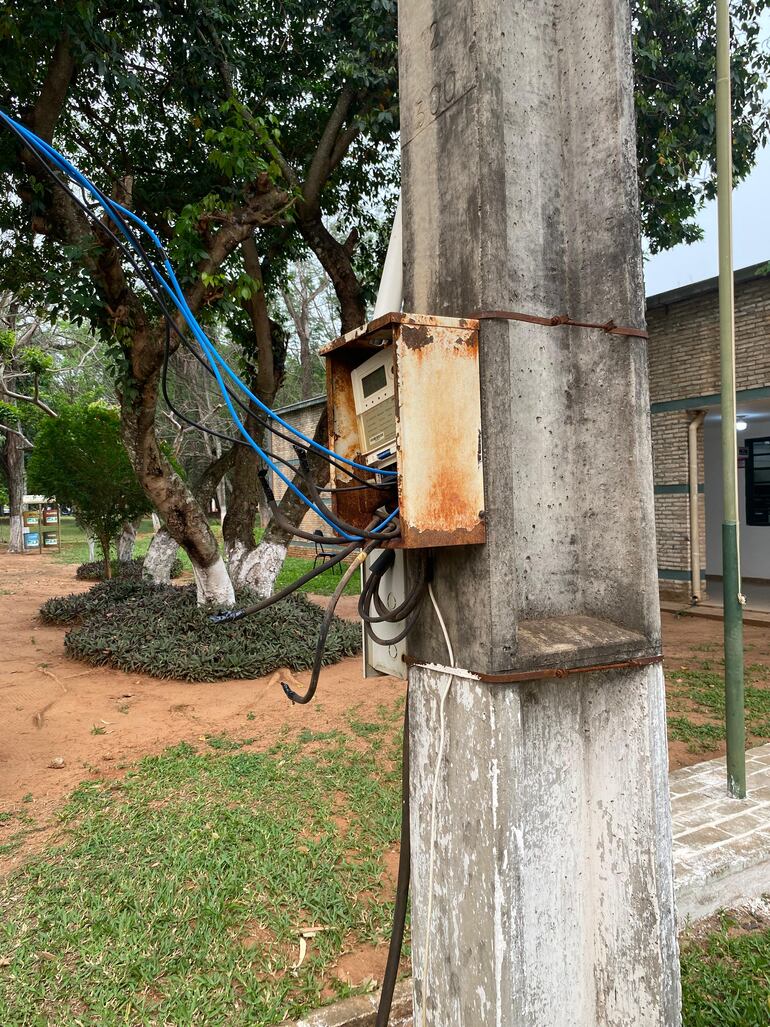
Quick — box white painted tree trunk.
[88,537,96,561]
[142,527,180,584]
[117,521,137,563]
[5,430,26,554]
[151,512,161,532]
[8,513,23,552]
[226,538,287,597]
[191,555,236,606]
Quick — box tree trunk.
[151,512,161,532]
[243,217,367,597]
[99,533,112,580]
[2,429,27,553]
[142,526,180,584]
[222,238,285,589]
[88,537,96,561]
[117,517,140,563]
[299,328,314,400]
[120,324,235,607]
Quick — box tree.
[633,0,770,251]
[28,403,150,578]
[275,257,337,406]
[1,0,768,597]
[0,292,114,551]
[0,0,398,602]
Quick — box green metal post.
[716,0,746,798]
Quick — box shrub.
[40,581,361,682]
[27,403,151,579]
[75,557,183,582]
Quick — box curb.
[278,981,412,1027]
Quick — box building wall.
[269,397,328,540]
[646,268,770,598]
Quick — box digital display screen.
[362,364,387,398]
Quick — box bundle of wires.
[0,108,399,544]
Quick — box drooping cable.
[2,109,397,483]
[280,545,375,705]
[375,687,410,1027]
[0,109,400,540]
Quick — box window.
[746,436,770,526]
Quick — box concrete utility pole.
[399,2,681,1024]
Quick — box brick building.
[647,261,770,600]
[275,265,770,596]
[269,394,328,539]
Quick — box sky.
[644,12,770,298]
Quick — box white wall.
[705,414,770,580]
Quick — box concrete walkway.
[672,742,770,924]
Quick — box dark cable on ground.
[375,689,411,1027]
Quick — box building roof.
[274,393,326,416]
[646,260,770,311]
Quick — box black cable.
[358,551,428,625]
[209,537,361,622]
[375,688,410,1027]
[280,542,377,705]
[363,605,423,647]
[257,470,352,545]
[295,449,401,542]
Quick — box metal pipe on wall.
[716,0,746,798]
[688,410,707,604]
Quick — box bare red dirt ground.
[2,552,769,845]
[0,554,405,826]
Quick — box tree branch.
[302,86,355,209]
[30,35,76,142]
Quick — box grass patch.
[40,581,361,682]
[0,712,404,1026]
[666,659,770,753]
[4,515,360,597]
[681,911,770,1025]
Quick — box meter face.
[362,364,387,398]
[351,347,397,460]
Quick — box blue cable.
[1,111,396,480]
[1,110,400,539]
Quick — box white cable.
[421,583,455,1027]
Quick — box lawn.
[680,909,770,1026]
[0,516,360,597]
[0,706,407,1026]
[667,645,770,754]
[1,713,769,1026]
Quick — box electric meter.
[350,347,397,468]
[321,312,486,550]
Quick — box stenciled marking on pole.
[401,4,475,147]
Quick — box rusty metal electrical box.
[321,313,486,548]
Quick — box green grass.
[666,659,770,753]
[682,911,770,1025]
[1,516,360,597]
[0,704,406,1026]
